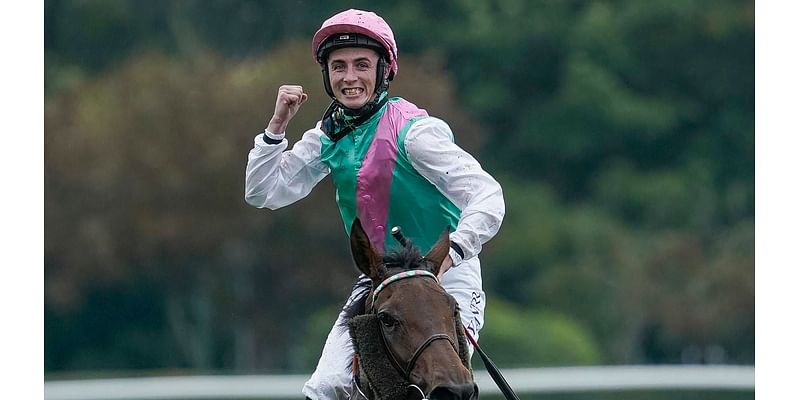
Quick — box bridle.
[355,225,517,400]
[370,270,460,382]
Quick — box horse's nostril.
[429,383,478,400]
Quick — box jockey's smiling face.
[327,47,380,109]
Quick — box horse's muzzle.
[429,383,479,400]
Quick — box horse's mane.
[383,243,427,273]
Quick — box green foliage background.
[45,0,753,375]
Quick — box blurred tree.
[483,176,754,364]
[44,41,483,372]
[478,298,603,367]
[45,0,754,372]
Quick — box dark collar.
[321,95,389,142]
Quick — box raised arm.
[244,85,330,209]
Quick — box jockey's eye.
[330,62,345,72]
[378,312,398,328]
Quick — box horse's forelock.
[382,244,429,275]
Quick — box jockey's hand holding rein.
[267,85,308,135]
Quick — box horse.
[346,218,478,400]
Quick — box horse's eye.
[378,312,397,328]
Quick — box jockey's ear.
[350,218,383,280]
[425,226,451,276]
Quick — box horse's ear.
[350,218,383,280]
[425,226,451,276]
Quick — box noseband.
[370,270,459,381]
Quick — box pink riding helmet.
[312,9,399,79]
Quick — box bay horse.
[346,218,478,400]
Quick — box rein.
[463,328,520,400]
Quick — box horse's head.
[349,219,478,400]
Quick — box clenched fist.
[267,85,308,134]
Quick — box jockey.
[244,9,505,399]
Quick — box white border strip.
[475,365,755,393]
[44,365,754,400]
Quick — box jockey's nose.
[429,383,478,400]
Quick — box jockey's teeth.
[344,88,363,96]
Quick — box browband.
[371,270,438,306]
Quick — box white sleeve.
[404,117,505,261]
[244,124,330,210]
